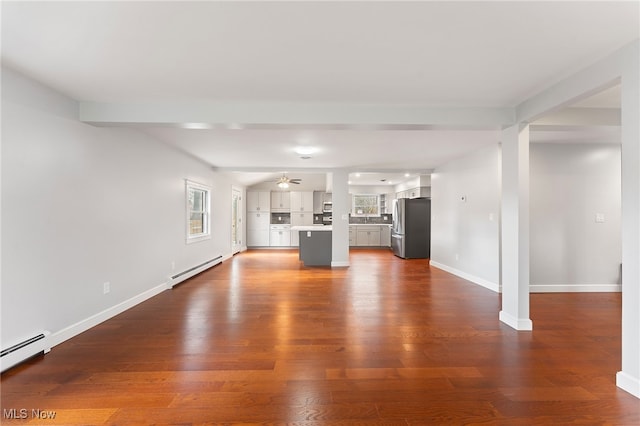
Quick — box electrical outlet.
[103,282,110,294]
[171,261,175,271]
[455,253,459,261]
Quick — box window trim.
[186,179,211,244]
[351,194,381,217]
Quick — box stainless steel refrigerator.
[391,197,431,259]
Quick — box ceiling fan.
[275,173,301,189]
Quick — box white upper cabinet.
[291,212,313,226]
[271,191,291,212]
[384,192,395,214]
[290,191,314,212]
[247,191,270,212]
[396,187,430,199]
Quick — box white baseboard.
[499,310,533,331]
[331,261,350,267]
[617,371,640,399]
[50,281,168,348]
[530,284,622,293]
[429,260,500,292]
[28,254,234,366]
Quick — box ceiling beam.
[532,107,620,126]
[516,40,638,124]
[79,101,514,129]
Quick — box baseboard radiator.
[167,255,223,288]
[1,331,51,372]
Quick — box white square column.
[617,45,640,398]
[500,124,533,331]
[330,169,350,267]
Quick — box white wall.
[348,185,392,194]
[1,67,240,351]
[248,173,327,192]
[430,144,501,291]
[394,175,431,193]
[530,143,621,291]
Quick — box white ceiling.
[2,1,637,188]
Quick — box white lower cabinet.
[355,226,381,246]
[348,225,391,247]
[381,225,391,247]
[270,225,291,246]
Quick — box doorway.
[231,187,243,254]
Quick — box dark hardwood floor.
[2,249,638,425]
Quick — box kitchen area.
[246,174,431,265]
[246,190,395,249]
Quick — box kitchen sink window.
[352,194,381,217]
[186,179,211,243]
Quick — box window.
[186,180,211,243]
[352,194,381,217]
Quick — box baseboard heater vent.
[1,331,51,372]
[168,255,223,288]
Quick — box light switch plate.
[595,213,605,223]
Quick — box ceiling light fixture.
[181,123,212,130]
[275,173,301,189]
[294,146,317,159]
[295,146,316,155]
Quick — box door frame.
[231,186,243,254]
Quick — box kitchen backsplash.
[349,214,392,224]
[313,212,332,225]
[271,213,290,224]
[310,213,392,225]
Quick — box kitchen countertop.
[290,224,392,231]
[291,225,332,231]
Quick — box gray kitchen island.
[291,225,332,266]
